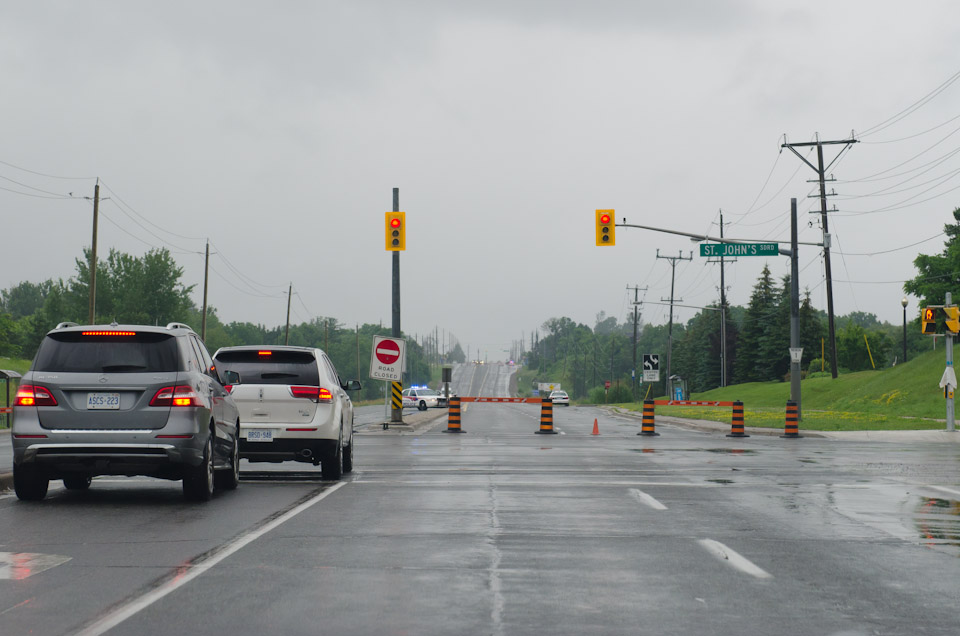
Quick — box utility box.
[668,375,688,401]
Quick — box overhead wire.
[858,67,960,138]
[0,159,95,180]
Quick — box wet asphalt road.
[1,365,959,635]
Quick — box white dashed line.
[74,482,347,636]
[629,488,667,510]
[930,485,960,498]
[697,539,772,579]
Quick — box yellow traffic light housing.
[944,306,960,334]
[922,307,937,334]
[385,212,406,251]
[595,209,615,246]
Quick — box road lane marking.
[0,552,72,580]
[350,479,720,487]
[74,482,347,636]
[629,488,667,510]
[930,486,960,498]
[697,539,772,579]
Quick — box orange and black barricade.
[781,400,802,438]
[726,400,749,438]
[446,396,464,433]
[536,397,556,434]
[639,399,659,436]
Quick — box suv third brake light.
[15,385,58,407]
[289,386,333,403]
[149,385,202,407]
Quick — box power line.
[0,159,95,180]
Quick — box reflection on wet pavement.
[916,497,960,549]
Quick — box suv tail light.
[15,385,58,407]
[150,385,203,407]
[223,385,234,393]
[290,386,333,403]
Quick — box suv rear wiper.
[101,364,148,372]
[261,372,299,379]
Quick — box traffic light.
[945,306,960,334]
[385,212,406,251]
[595,209,615,246]
[922,307,937,334]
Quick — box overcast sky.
[3,1,960,360]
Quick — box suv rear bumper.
[240,438,338,464]
[14,439,207,479]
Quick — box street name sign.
[699,243,779,257]
[370,336,406,381]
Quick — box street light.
[901,297,908,363]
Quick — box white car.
[212,345,361,480]
[549,390,570,406]
[402,387,440,410]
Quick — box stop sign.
[375,339,401,365]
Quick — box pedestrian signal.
[595,209,615,246]
[944,306,960,334]
[385,212,406,251]
[922,307,937,334]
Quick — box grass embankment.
[610,344,958,431]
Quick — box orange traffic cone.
[592,419,600,435]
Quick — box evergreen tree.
[734,264,780,383]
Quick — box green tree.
[904,207,960,306]
[734,265,780,383]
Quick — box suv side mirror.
[221,370,241,385]
[343,379,362,391]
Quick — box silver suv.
[12,322,242,501]
[212,345,360,480]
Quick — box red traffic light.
[599,214,611,224]
[390,218,401,228]
[925,307,935,321]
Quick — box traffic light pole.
[391,187,403,424]
[947,292,955,433]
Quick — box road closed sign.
[370,336,405,381]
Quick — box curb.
[355,407,448,435]
[603,406,960,442]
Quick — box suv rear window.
[33,331,179,373]
[213,350,320,385]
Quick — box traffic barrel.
[446,396,464,433]
[536,398,557,434]
[726,400,749,438]
[638,399,659,436]
[780,400,802,438]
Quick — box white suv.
[212,346,361,480]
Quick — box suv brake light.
[15,385,58,407]
[290,386,333,403]
[150,385,202,407]
[223,385,234,393]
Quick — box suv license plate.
[246,429,273,442]
[87,393,120,410]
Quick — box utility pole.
[201,239,210,340]
[284,283,292,345]
[789,198,802,418]
[782,134,858,379]
[656,249,692,382]
[87,179,100,324]
[707,211,736,387]
[627,284,648,400]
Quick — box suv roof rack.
[165,322,194,332]
[55,322,79,330]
